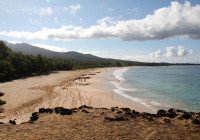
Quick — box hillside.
[5,41,104,61]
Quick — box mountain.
[4,41,103,61]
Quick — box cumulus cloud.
[151,46,193,58]
[166,46,178,57]
[150,49,164,58]
[177,46,193,56]
[1,1,200,41]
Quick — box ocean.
[104,65,200,113]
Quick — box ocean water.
[109,66,200,113]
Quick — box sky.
[0,0,200,63]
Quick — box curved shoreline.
[0,68,138,124]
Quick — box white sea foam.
[111,68,150,107]
[112,68,129,81]
[113,88,149,107]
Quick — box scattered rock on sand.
[9,120,16,125]
[30,112,39,121]
[157,109,167,117]
[0,92,4,97]
[39,108,53,114]
[181,113,192,119]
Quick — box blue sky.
[0,0,200,63]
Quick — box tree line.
[0,41,72,82]
[0,41,170,82]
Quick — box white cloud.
[7,41,69,52]
[150,49,164,58]
[1,1,200,41]
[38,7,53,16]
[177,46,193,57]
[7,41,22,44]
[166,46,178,57]
[69,4,81,15]
[150,46,193,58]
[62,4,81,15]
[31,43,70,52]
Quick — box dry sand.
[0,68,136,124]
[0,68,200,140]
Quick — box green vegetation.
[0,99,6,105]
[0,41,72,82]
[0,41,171,82]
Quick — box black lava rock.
[82,110,89,113]
[181,113,192,119]
[157,110,167,117]
[30,112,39,121]
[78,105,93,109]
[192,119,200,125]
[9,120,16,125]
[59,109,73,115]
[55,107,64,114]
[122,108,131,113]
[0,92,4,97]
[39,108,53,114]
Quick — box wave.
[111,68,150,107]
[111,68,163,111]
[112,68,129,81]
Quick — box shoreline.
[100,67,156,113]
[0,68,139,124]
[70,67,138,110]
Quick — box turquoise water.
[111,66,200,113]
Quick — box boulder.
[59,109,73,115]
[117,111,123,114]
[166,112,177,118]
[157,110,167,117]
[181,113,192,119]
[0,92,4,97]
[168,108,175,113]
[132,110,140,116]
[122,108,131,113]
[192,118,200,125]
[30,112,39,121]
[39,108,53,114]
[55,107,64,114]
[9,120,16,125]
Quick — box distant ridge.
[4,41,103,61]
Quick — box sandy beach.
[0,67,137,124]
[0,68,200,140]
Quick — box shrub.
[0,99,6,105]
